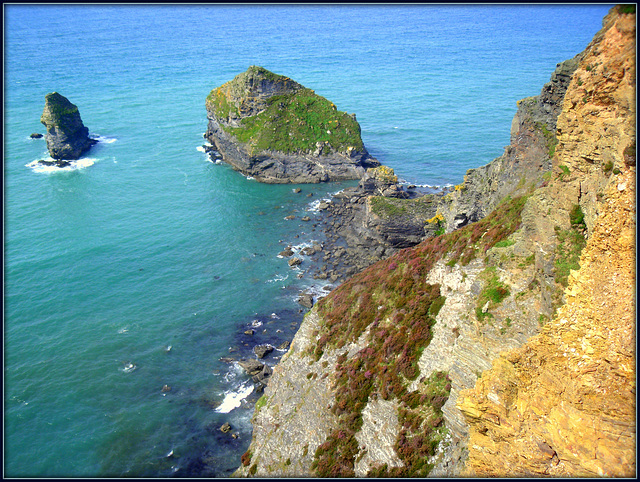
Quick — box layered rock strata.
[204,66,380,183]
[298,52,580,280]
[233,6,634,478]
[458,7,636,477]
[40,92,96,162]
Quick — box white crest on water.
[92,134,117,144]
[215,381,254,414]
[26,157,98,173]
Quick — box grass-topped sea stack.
[40,92,97,163]
[204,66,380,183]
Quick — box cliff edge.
[204,66,380,183]
[233,6,635,477]
[457,6,636,477]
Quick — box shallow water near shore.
[4,4,611,477]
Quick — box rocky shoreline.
[221,175,451,401]
[208,32,592,476]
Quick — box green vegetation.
[539,123,558,158]
[494,239,516,248]
[367,165,398,184]
[207,67,364,155]
[558,165,571,181]
[554,204,587,287]
[42,93,80,120]
[475,267,510,321]
[369,196,409,217]
[518,253,535,268]
[604,160,614,173]
[225,89,363,155]
[369,195,437,219]
[307,194,529,477]
[426,212,446,236]
[618,4,636,14]
[444,194,529,266]
[254,395,268,412]
[569,204,585,226]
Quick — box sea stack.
[204,66,380,183]
[40,92,96,161]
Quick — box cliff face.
[313,50,580,276]
[439,54,581,233]
[40,92,96,160]
[204,66,379,183]
[233,7,635,478]
[457,7,636,477]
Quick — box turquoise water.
[4,4,612,477]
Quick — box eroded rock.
[40,92,96,160]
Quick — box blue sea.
[4,4,612,477]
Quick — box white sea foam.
[408,182,454,190]
[297,282,334,303]
[266,273,289,283]
[26,157,98,173]
[196,146,206,153]
[307,189,340,212]
[307,198,331,213]
[215,381,254,413]
[92,134,117,144]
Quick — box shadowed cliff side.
[310,49,581,276]
[40,92,96,162]
[458,6,636,477]
[204,66,380,183]
[232,6,635,478]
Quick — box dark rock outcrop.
[297,292,314,309]
[237,359,264,376]
[204,66,380,183]
[40,92,96,160]
[253,344,274,359]
[300,54,581,280]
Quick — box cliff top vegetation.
[206,66,365,156]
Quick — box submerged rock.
[36,159,71,168]
[204,66,380,183]
[40,92,96,160]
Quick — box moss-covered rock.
[40,92,96,160]
[204,66,379,183]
